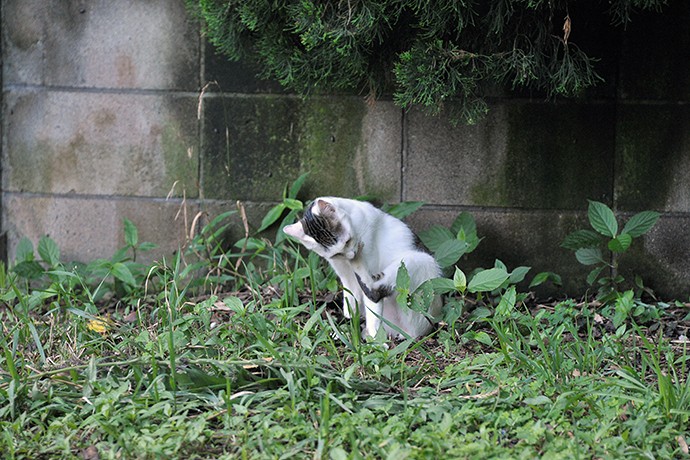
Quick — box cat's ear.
[316,199,337,217]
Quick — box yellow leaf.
[87,317,110,334]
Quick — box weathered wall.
[2,0,689,298]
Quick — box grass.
[1,211,689,459]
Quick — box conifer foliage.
[190,0,667,123]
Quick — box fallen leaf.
[81,444,99,460]
[123,310,138,323]
[87,317,110,334]
[212,301,233,312]
[678,435,689,454]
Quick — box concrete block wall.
[2,0,689,298]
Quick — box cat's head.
[283,198,355,259]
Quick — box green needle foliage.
[189,0,667,123]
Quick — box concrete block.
[2,0,199,90]
[406,207,590,296]
[617,214,690,300]
[614,104,690,212]
[299,98,401,201]
[405,102,615,209]
[200,95,302,201]
[619,2,690,102]
[201,95,401,202]
[3,194,193,264]
[4,90,199,197]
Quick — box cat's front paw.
[355,273,393,303]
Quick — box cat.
[283,197,442,339]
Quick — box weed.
[562,200,660,302]
[0,185,686,459]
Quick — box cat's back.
[330,197,417,248]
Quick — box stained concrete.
[4,91,198,197]
[200,95,401,202]
[3,194,191,264]
[3,0,199,90]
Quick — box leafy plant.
[418,211,482,270]
[188,0,668,123]
[87,218,158,299]
[1,177,688,459]
[561,200,660,302]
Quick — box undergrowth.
[0,178,688,459]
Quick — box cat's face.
[283,199,353,259]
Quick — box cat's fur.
[283,197,442,339]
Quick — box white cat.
[283,197,442,339]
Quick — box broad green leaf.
[575,247,605,266]
[561,229,602,250]
[613,290,635,328]
[509,266,531,284]
[16,237,34,263]
[396,262,411,309]
[37,236,60,267]
[468,267,509,293]
[257,203,286,233]
[234,237,266,251]
[453,267,467,293]
[588,200,618,237]
[383,201,425,219]
[461,233,482,254]
[410,281,434,313]
[12,260,45,279]
[288,172,310,199]
[418,225,454,252]
[110,262,137,286]
[469,307,492,320]
[523,395,552,406]
[138,242,158,252]
[494,259,508,271]
[586,265,606,285]
[622,211,660,238]
[442,298,464,324]
[283,198,303,211]
[473,331,493,346]
[123,218,138,247]
[223,296,245,313]
[496,286,516,317]
[434,239,468,268]
[396,262,410,290]
[529,271,562,288]
[608,233,632,253]
[450,212,477,238]
[430,277,456,294]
